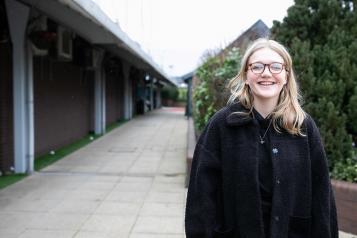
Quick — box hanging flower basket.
[29,30,57,50]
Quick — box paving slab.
[0,108,187,237]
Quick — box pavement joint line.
[74,167,137,234]
[37,171,154,177]
[108,147,137,153]
[126,174,154,235]
[124,117,181,235]
[132,231,184,235]
[37,171,186,178]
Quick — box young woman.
[185,38,338,238]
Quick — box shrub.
[193,48,241,131]
[271,0,357,181]
[161,86,179,101]
[177,88,187,102]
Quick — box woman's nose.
[261,66,272,76]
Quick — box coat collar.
[225,103,254,127]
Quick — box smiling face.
[245,47,287,105]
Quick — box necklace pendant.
[258,119,272,145]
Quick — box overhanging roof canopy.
[18,0,176,86]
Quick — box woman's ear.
[245,76,250,85]
[285,72,289,85]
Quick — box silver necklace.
[259,119,272,144]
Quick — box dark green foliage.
[332,155,357,182]
[193,48,241,131]
[272,0,357,181]
[161,86,179,101]
[178,88,188,102]
[348,87,357,134]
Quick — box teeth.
[258,82,274,85]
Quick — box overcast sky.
[92,0,294,77]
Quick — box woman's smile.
[257,81,276,86]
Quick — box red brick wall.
[87,70,95,133]
[105,68,124,125]
[0,41,14,172]
[34,57,91,156]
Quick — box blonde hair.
[227,38,306,135]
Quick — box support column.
[150,77,154,110]
[94,49,105,135]
[122,62,132,120]
[156,86,162,108]
[5,0,31,174]
[128,69,133,118]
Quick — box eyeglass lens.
[250,63,284,74]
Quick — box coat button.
[274,216,280,222]
[272,148,278,154]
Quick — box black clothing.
[185,103,338,238]
[253,108,273,238]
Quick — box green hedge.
[161,86,179,101]
[193,48,241,131]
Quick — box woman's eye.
[271,63,282,70]
[252,64,263,70]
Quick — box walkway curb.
[185,117,196,188]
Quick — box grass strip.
[35,119,127,171]
[106,119,128,132]
[0,119,128,190]
[0,174,27,190]
[34,133,100,171]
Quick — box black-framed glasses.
[248,62,286,74]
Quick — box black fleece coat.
[185,103,338,238]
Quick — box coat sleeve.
[185,119,222,238]
[307,116,338,238]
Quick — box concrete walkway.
[0,108,187,238]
